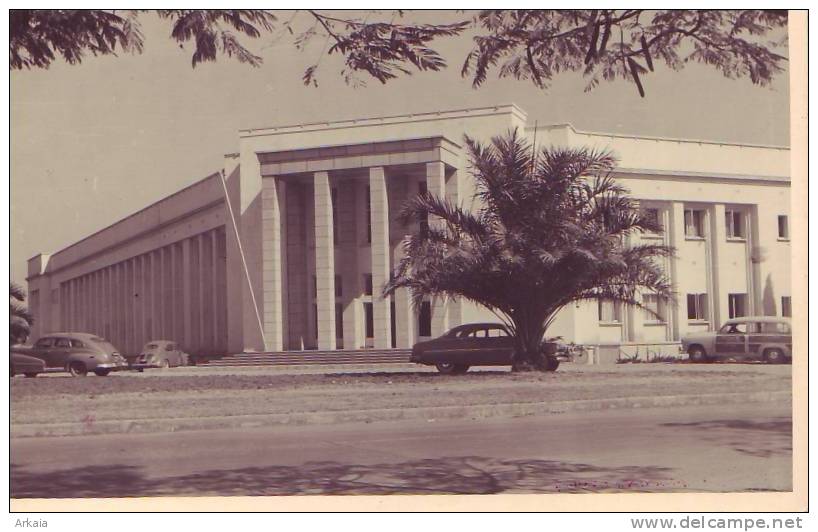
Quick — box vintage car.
[681,316,792,363]
[131,340,189,370]
[410,322,559,374]
[10,350,46,378]
[17,332,129,376]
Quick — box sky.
[10,11,791,286]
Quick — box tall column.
[314,172,336,350]
[154,250,164,340]
[426,161,448,336]
[369,167,392,349]
[181,238,193,350]
[261,178,286,351]
[709,204,728,328]
[667,202,686,341]
[393,235,415,348]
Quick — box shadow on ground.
[11,456,686,498]
[661,418,792,459]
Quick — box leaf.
[627,57,645,97]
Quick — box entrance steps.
[197,348,412,367]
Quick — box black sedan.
[10,351,46,378]
[410,322,559,374]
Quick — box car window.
[55,338,72,348]
[165,344,176,351]
[719,323,747,334]
[487,327,509,338]
[760,322,791,334]
[456,328,477,338]
[34,338,53,349]
[70,339,85,348]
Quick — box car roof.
[724,316,791,324]
[42,332,99,339]
[453,322,507,330]
[145,340,174,345]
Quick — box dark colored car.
[410,322,559,374]
[18,333,128,376]
[131,340,189,370]
[10,351,46,378]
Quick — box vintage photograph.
[9,8,802,510]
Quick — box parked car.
[681,316,792,364]
[411,322,559,374]
[17,333,128,376]
[10,350,46,378]
[131,340,189,370]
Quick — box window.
[71,339,86,348]
[728,293,747,319]
[598,300,622,323]
[760,321,790,334]
[418,301,432,337]
[55,338,71,348]
[778,215,789,239]
[335,303,344,340]
[781,296,792,317]
[365,188,372,244]
[642,208,662,234]
[719,322,747,334]
[363,302,374,339]
[363,274,373,296]
[335,275,343,298]
[418,181,429,237]
[687,293,708,321]
[643,294,667,322]
[725,210,744,239]
[487,326,509,338]
[331,188,339,244]
[684,209,705,238]
[35,337,54,349]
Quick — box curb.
[11,389,790,439]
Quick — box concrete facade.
[27,104,791,356]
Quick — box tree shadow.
[11,455,685,499]
[660,418,792,459]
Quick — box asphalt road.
[11,402,791,498]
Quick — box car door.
[480,325,515,365]
[32,337,55,367]
[51,337,73,368]
[715,323,747,356]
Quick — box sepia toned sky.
[10,11,790,286]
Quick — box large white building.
[26,104,791,359]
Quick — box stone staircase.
[197,348,412,367]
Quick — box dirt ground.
[11,363,791,427]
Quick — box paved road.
[11,402,791,498]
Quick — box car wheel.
[545,356,560,372]
[68,361,88,377]
[94,369,111,377]
[688,346,707,363]
[436,363,468,375]
[24,372,38,378]
[764,348,786,364]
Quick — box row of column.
[263,162,454,351]
[58,227,228,355]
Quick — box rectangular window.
[419,180,429,238]
[778,215,789,239]
[686,293,709,321]
[335,275,342,298]
[728,293,747,319]
[781,296,792,317]
[331,188,339,244]
[363,274,373,296]
[335,303,344,339]
[365,188,372,244]
[725,210,744,239]
[643,208,662,234]
[684,209,705,238]
[313,303,318,340]
[597,300,622,323]
[363,302,374,339]
[643,294,666,322]
[418,301,432,337]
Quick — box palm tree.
[385,130,674,370]
[10,281,34,345]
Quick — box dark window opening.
[364,302,374,339]
[364,274,373,296]
[781,296,792,317]
[336,303,344,340]
[728,293,747,319]
[778,215,789,239]
[418,301,432,337]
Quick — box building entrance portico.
[256,136,462,352]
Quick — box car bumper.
[95,362,129,371]
[130,363,160,370]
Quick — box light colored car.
[681,316,792,364]
[10,350,46,378]
[131,340,189,370]
[19,333,128,376]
